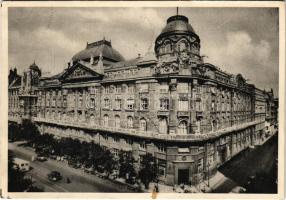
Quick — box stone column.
[169,78,177,134]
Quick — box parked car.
[69,162,81,169]
[230,186,246,193]
[47,171,62,182]
[36,155,48,162]
[84,167,94,174]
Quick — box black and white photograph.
[2,2,284,198]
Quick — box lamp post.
[207,161,210,187]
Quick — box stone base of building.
[8,119,263,187]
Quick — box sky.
[8,7,279,96]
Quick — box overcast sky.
[8,7,279,96]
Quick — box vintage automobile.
[47,171,62,182]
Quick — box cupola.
[154,14,201,66]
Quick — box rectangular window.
[160,98,169,110]
[128,85,134,93]
[63,98,67,107]
[140,98,149,110]
[196,100,202,111]
[114,99,122,110]
[90,87,97,94]
[139,142,146,150]
[113,148,119,156]
[115,85,122,93]
[104,99,110,109]
[158,144,165,153]
[178,98,189,111]
[104,86,110,94]
[126,138,133,145]
[78,96,83,108]
[90,98,96,109]
[158,159,166,177]
[46,97,50,107]
[113,136,120,143]
[198,158,204,173]
[52,98,56,107]
[126,99,135,110]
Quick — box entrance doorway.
[178,169,189,184]
[219,146,227,163]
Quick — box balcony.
[33,117,262,142]
[157,110,169,116]
[177,111,189,117]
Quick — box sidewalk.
[195,171,234,192]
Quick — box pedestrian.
[67,177,71,184]
[155,184,159,192]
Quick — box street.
[9,142,134,192]
[9,134,278,193]
[213,134,278,193]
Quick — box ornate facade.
[8,14,278,186]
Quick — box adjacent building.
[8,14,278,186]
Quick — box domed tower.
[29,61,42,85]
[154,15,202,74]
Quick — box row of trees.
[9,122,159,189]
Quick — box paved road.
[213,134,278,193]
[9,142,134,193]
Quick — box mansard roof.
[72,39,125,63]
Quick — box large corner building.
[8,14,278,186]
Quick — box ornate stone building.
[8,14,277,186]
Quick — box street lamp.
[207,161,210,187]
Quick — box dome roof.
[72,39,125,62]
[29,61,40,71]
[160,15,196,36]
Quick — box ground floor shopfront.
[28,119,263,187]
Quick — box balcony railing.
[177,111,189,117]
[32,117,262,142]
[157,110,169,116]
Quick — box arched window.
[62,112,66,121]
[104,98,110,109]
[165,42,171,53]
[179,41,187,52]
[52,111,55,119]
[178,121,188,135]
[90,114,95,125]
[78,111,82,122]
[115,115,120,128]
[139,118,147,131]
[159,117,168,134]
[90,98,96,109]
[127,116,133,128]
[212,120,217,131]
[78,95,83,108]
[58,111,61,120]
[103,114,109,127]
[46,111,50,119]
